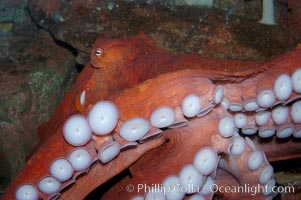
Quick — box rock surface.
[28,0,300,63]
[0,0,76,192]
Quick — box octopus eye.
[95,48,104,57]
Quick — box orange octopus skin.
[2,34,301,200]
[35,32,263,149]
[36,32,264,152]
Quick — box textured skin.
[2,34,301,200]
[34,32,263,147]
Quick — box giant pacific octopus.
[2,32,301,200]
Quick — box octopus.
[2,32,301,200]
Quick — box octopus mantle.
[2,33,301,200]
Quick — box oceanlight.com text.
[125,183,294,196]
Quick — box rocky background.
[1,0,301,196]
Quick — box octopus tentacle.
[2,35,301,200]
